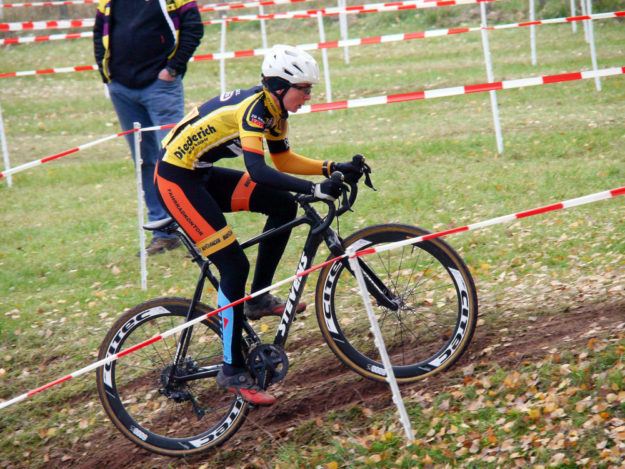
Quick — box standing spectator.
[93,0,203,255]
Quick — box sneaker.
[244,293,307,321]
[136,237,181,257]
[216,369,276,406]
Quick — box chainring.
[247,344,289,387]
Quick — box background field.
[1,0,625,467]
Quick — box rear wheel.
[96,297,249,456]
[315,224,477,383]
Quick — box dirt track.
[48,298,625,469]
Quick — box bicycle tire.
[315,223,477,383]
[95,297,249,456]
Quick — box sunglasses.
[292,84,313,96]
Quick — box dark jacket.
[93,0,203,89]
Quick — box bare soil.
[44,298,625,469]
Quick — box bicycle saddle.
[143,217,178,233]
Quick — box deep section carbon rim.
[95,297,249,456]
[316,224,477,383]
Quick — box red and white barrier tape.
[211,0,495,23]
[189,11,624,62]
[198,0,311,13]
[0,252,340,411]
[1,65,623,179]
[0,0,368,44]
[2,0,309,8]
[0,124,173,179]
[0,64,97,78]
[296,66,625,114]
[198,0,441,13]
[0,18,94,31]
[0,31,93,45]
[0,0,491,31]
[493,10,625,28]
[1,0,95,6]
[351,187,625,258]
[2,182,624,410]
[0,130,133,178]
[1,9,620,67]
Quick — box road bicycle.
[95,160,478,456]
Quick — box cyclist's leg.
[210,244,249,369]
[156,163,277,403]
[209,169,300,317]
[229,172,297,291]
[154,162,248,367]
[250,186,297,292]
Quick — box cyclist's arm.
[269,149,325,175]
[242,136,314,194]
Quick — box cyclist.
[155,45,364,405]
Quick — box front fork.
[326,229,401,312]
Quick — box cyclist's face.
[282,83,313,112]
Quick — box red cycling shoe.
[216,369,275,406]
[244,293,306,320]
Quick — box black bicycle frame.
[168,196,398,377]
[238,199,334,348]
[166,204,323,373]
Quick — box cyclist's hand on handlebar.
[312,173,344,201]
[332,154,371,184]
[333,161,361,182]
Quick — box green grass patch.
[1,2,625,468]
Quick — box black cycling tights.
[155,161,297,367]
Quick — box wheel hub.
[158,358,197,400]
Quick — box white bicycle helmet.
[261,45,320,86]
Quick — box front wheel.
[315,223,478,383]
[95,297,249,456]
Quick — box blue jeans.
[108,77,184,239]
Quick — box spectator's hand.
[313,176,343,201]
[158,68,176,82]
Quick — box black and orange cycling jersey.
[156,84,326,370]
[161,85,325,194]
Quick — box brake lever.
[362,163,376,191]
[352,154,375,191]
[340,183,352,212]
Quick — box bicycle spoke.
[96,299,249,455]
[317,224,477,383]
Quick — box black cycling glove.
[312,176,343,201]
[333,161,360,177]
[326,154,368,183]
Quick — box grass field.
[1,0,625,467]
